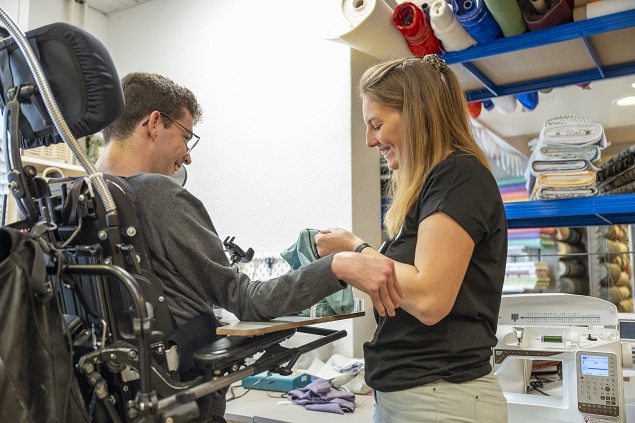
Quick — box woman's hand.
[315,227,364,256]
[331,252,404,317]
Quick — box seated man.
[96,72,403,422]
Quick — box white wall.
[1,0,383,358]
[106,0,358,254]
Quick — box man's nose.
[183,153,192,165]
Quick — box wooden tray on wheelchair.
[216,311,365,336]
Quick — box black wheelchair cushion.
[0,22,124,149]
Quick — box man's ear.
[145,110,162,141]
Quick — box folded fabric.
[536,186,598,199]
[288,378,356,415]
[498,182,526,193]
[531,158,597,174]
[539,116,607,148]
[537,144,601,163]
[536,171,596,187]
[281,228,354,316]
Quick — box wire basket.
[22,142,75,164]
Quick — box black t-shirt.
[364,153,508,392]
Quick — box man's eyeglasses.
[143,111,200,154]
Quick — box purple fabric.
[498,183,526,193]
[287,378,356,414]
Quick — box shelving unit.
[439,10,635,101]
[505,193,635,229]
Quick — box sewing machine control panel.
[577,352,620,417]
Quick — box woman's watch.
[354,242,372,253]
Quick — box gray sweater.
[125,173,344,327]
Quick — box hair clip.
[422,54,448,73]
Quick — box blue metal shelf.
[505,194,635,229]
[438,10,635,101]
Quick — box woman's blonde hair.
[359,56,490,238]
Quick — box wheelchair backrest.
[49,175,177,349]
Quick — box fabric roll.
[393,2,443,57]
[607,285,631,305]
[614,254,630,271]
[600,262,623,284]
[531,0,549,13]
[515,91,539,111]
[600,225,628,243]
[618,298,633,313]
[598,165,635,193]
[482,99,495,110]
[467,101,482,118]
[573,0,635,21]
[490,95,517,114]
[559,277,582,294]
[558,260,586,277]
[449,0,503,44]
[556,227,582,244]
[484,0,527,37]
[558,242,584,255]
[598,144,635,181]
[519,0,573,31]
[602,239,628,254]
[336,0,413,61]
[429,0,477,52]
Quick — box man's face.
[152,111,195,176]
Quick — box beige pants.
[372,373,508,423]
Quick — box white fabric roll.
[574,0,635,20]
[490,95,518,114]
[429,0,477,52]
[530,0,548,14]
[334,0,412,61]
[585,0,635,19]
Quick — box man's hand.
[331,252,404,317]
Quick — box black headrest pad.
[0,22,124,149]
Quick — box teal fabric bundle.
[281,228,354,317]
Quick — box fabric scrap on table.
[287,378,356,415]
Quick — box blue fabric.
[482,99,494,111]
[450,0,502,44]
[515,91,539,111]
[281,228,354,316]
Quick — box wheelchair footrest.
[192,328,296,370]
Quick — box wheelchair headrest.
[0,22,124,149]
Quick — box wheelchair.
[0,11,346,423]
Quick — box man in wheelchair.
[0,17,402,423]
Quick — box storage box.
[241,372,311,392]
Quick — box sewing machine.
[494,293,634,423]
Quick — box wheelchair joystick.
[223,236,254,267]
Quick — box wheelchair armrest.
[192,328,296,371]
